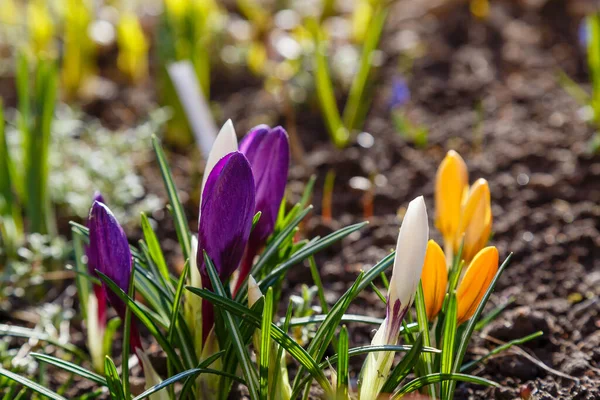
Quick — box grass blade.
[336,326,349,399]
[141,213,171,283]
[259,288,274,400]
[0,367,67,400]
[31,353,107,387]
[448,253,513,398]
[391,373,499,399]
[441,292,458,399]
[152,135,191,259]
[414,282,436,399]
[104,356,125,400]
[381,334,424,393]
[203,252,260,399]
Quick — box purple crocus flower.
[197,151,256,342]
[86,192,107,330]
[88,201,142,351]
[234,125,290,293]
[579,18,590,49]
[389,77,410,110]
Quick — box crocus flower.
[86,192,108,372]
[196,151,255,343]
[88,201,142,352]
[235,125,290,292]
[389,76,410,110]
[359,196,429,398]
[456,246,498,325]
[435,150,469,251]
[454,178,492,262]
[579,18,590,49]
[420,244,498,325]
[420,240,448,321]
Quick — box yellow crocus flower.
[435,150,469,253]
[28,0,55,57]
[455,178,492,262]
[117,13,149,83]
[421,240,448,321]
[456,246,498,324]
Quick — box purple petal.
[197,151,256,283]
[86,192,107,327]
[240,125,290,245]
[88,201,132,320]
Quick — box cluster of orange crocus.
[422,150,498,325]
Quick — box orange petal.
[455,178,492,262]
[456,246,499,324]
[420,240,448,321]
[435,150,469,244]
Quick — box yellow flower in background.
[456,246,498,324]
[28,0,55,57]
[435,150,469,249]
[421,240,448,321]
[62,0,95,97]
[117,13,149,83]
[352,0,373,43]
[470,0,490,20]
[455,178,492,262]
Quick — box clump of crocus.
[421,241,499,324]
[359,196,429,399]
[435,150,492,263]
[235,124,290,293]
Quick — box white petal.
[247,275,263,307]
[135,349,169,400]
[388,196,429,309]
[86,293,105,374]
[200,119,239,195]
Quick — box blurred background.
[0,0,599,398]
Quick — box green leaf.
[0,367,67,400]
[104,357,125,400]
[179,351,226,399]
[448,253,513,398]
[133,367,245,400]
[286,314,384,327]
[96,271,185,372]
[414,282,436,399]
[258,222,368,292]
[391,373,499,398]
[31,353,107,387]
[141,213,170,283]
[460,331,543,372]
[342,6,388,132]
[0,324,86,359]
[336,326,349,400]
[259,288,274,400]
[310,20,349,148]
[204,253,260,400]
[186,287,331,392]
[299,175,317,209]
[441,292,458,399]
[381,334,424,393]
[152,135,191,259]
[309,256,329,313]
[72,228,90,320]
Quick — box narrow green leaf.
[448,254,513,398]
[342,6,388,131]
[72,228,90,320]
[460,331,543,372]
[286,314,384,327]
[152,135,191,259]
[133,367,245,400]
[140,213,170,284]
[336,326,349,399]
[381,334,424,393]
[309,20,349,147]
[31,353,107,387]
[392,373,498,399]
[179,350,226,399]
[0,324,86,359]
[299,175,317,209]
[441,292,458,399]
[104,357,125,400]
[168,260,189,344]
[204,253,260,399]
[259,288,274,400]
[0,367,67,400]
[121,267,136,398]
[308,256,329,313]
[414,282,436,399]
[96,271,184,372]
